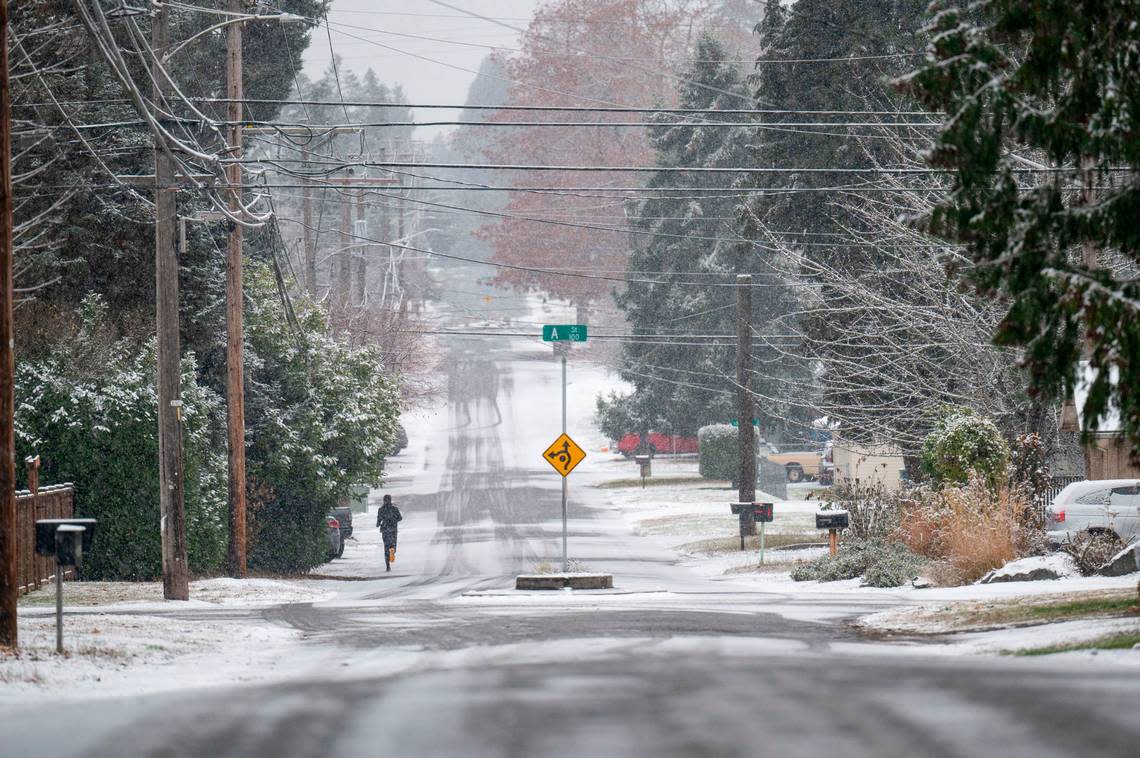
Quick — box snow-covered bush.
[16,296,227,580]
[243,266,401,573]
[790,538,923,587]
[824,479,903,541]
[698,424,737,481]
[920,406,1009,487]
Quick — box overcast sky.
[302,1,546,139]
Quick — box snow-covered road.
[3,296,1139,757]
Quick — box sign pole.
[759,521,766,566]
[561,347,568,573]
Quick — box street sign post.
[542,324,588,342]
[543,324,588,573]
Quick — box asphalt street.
[3,290,1140,757]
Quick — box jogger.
[376,494,403,572]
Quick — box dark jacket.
[376,503,403,534]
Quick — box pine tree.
[901,0,1140,455]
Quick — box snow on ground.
[982,553,1080,582]
[0,607,303,703]
[838,617,1140,661]
[18,577,333,611]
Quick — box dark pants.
[382,530,397,569]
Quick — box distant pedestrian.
[376,494,403,572]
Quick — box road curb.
[515,573,614,590]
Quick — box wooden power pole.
[336,190,353,321]
[153,4,190,601]
[0,0,20,647]
[224,0,247,578]
[736,274,756,527]
[302,169,316,294]
[354,190,367,306]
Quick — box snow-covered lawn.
[18,577,333,610]
[0,606,302,703]
[2,579,333,703]
[857,586,1139,635]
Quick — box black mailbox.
[815,510,849,530]
[36,518,97,558]
[754,503,774,523]
[54,524,86,567]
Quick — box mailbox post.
[634,455,651,488]
[35,518,96,654]
[731,502,773,553]
[754,503,773,565]
[815,510,848,557]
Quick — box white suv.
[1045,479,1140,545]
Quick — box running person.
[376,494,403,572]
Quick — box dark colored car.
[326,515,343,560]
[330,506,353,542]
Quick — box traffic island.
[515,573,614,590]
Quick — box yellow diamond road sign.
[543,433,586,477]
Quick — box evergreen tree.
[606,34,812,440]
[901,0,1140,454]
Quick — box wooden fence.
[15,484,75,595]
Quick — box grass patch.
[1015,631,1140,656]
[865,589,1140,636]
[678,532,819,556]
[1027,596,1140,620]
[596,476,727,490]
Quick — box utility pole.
[0,0,20,648]
[224,0,247,578]
[336,189,353,322]
[354,190,368,306]
[735,274,756,538]
[153,4,189,601]
[302,168,316,294]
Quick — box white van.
[1045,479,1140,544]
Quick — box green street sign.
[730,419,760,427]
[543,324,588,342]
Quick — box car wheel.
[336,541,345,559]
[647,444,657,459]
[786,465,804,483]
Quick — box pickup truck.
[765,449,823,483]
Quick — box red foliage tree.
[479,0,731,314]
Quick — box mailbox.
[754,503,774,523]
[36,518,97,558]
[815,510,849,530]
[634,454,651,475]
[54,524,86,567]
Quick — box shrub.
[824,479,904,541]
[1062,530,1126,576]
[15,297,227,580]
[698,424,737,480]
[244,266,401,573]
[920,406,1009,487]
[791,538,923,587]
[898,474,1038,585]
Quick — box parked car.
[330,505,353,542]
[326,515,343,560]
[1045,479,1140,545]
[764,448,824,483]
[617,432,698,458]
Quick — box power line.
[199,97,941,117]
[245,157,1077,176]
[233,118,942,129]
